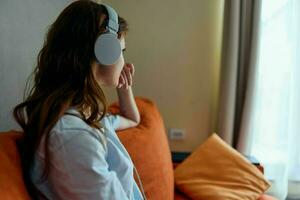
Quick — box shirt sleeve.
[107,114,121,130]
[48,129,129,200]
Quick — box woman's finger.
[124,66,132,86]
[126,63,135,77]
[121,70,128,89]
[118,72,125,88]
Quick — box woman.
[13,0,146,199]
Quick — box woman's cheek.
[120,58,125,71]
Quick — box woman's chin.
[101,79,119,88]
[112,81,119,88]
[99,82,116,88]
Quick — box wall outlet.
[168,128,186,140]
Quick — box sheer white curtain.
[248,0,300,199]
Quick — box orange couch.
[0,97,275,200]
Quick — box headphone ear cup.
[94,33,122,65]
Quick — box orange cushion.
[0,131,31,200]
[174,133,270,200]
[109,97,174,200]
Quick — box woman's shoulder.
[41,110,106,155]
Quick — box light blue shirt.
[31,108,144,200]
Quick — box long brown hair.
[13,1,128,199]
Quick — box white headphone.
[94,4,122,66]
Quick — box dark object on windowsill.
[171,151,261,166]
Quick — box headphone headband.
[102,4,119,34]
[94,4,121,66]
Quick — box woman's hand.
[117,63,135,89]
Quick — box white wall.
[103,0,224,151]
[0,0,70,131]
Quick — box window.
[250,0,300,199]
